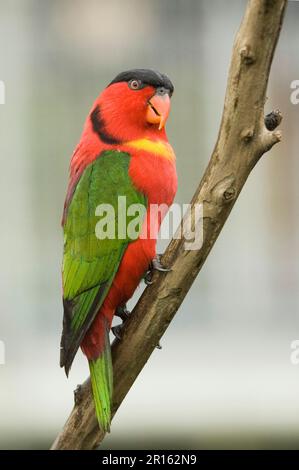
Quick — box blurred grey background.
[1,0,299,449]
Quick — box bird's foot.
[112,304,131,340]
[152,254,171,272]
[144,270,153,285]
[144,254,171,286]
[111,323,123,340]
[115,304,130,323]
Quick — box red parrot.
[60,69,177,431]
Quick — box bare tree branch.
[51,0,287,450]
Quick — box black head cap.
[108,68,174,96]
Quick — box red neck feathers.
[63,80,175,223]
[70,82,169,179]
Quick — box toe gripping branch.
[144,254,171,286]
[112,255,170,348]
[112,305,162,349]
[111,305,131,339]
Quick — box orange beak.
[146,92,171,130]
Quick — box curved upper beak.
[146,90,171,130]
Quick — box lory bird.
[60,69,177,432]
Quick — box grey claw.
[156,342,162,350]
[144,255,171,286]
[112,324,123,340]
[115,304,130,322]
[152,255,171,272]
[144,270,153,285]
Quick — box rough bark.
[51,0,286,450]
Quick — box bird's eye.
[128,79,142,90]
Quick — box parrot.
[60,69,177,432]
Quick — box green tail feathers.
[89,326,113,433]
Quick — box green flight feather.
[60,150,147,375]
[89,319,113,432]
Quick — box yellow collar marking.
[125,138,175,161]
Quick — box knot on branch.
[211,174,237,206]
[239,45,256,64]
[256,110,283,155]
[223,187,236,201]
[241,128,254,143]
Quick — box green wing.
[60,150,147,374]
